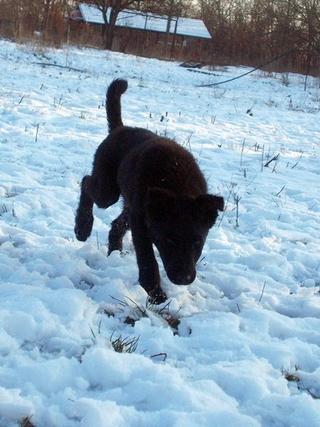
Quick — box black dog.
[75,79,224,303]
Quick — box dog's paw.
[74,212,94,242]
[147,287,168,305]
[107,247,121,256]
[107,241,123,256]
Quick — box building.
[70,3,213,62]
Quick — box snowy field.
[0,39,320,427]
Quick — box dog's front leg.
[130,213,167,304]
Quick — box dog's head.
[146,188,224,286]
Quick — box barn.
[70,3,213,62]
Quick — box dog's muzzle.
[168,270,196,285]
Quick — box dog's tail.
[106,78,128,132]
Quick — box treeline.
[0,0,69,45]
[0,0,319,75]
[198,0,320,75]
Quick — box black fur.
[75,79,224,303]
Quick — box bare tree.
[292,0,320,67]
[197,0,319,74]
[87,0,140,49]
[138,0,189,57]
[0,0,68,42]
[140,0,188,16]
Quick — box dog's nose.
[170,271,196,285]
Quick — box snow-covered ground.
[0,39,320,427]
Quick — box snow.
[79,4,105,25]
[78,4,212,39]
[174,17,211,39]
[0,39,320,426]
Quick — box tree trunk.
[105,8,119,50]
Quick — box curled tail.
[106,78,128,133]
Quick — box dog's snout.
[168,270,196,285]
[185,273,193,282]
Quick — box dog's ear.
[146,187,176,221]
[194,194,224,228]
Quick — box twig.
[258,281,267,303]
[234,193,241,228]
[125,296,147,317]
[35,124,39,142]
[89,326,96,340]
[261,145,265,172]
[275,185,286,197]
[96,231,100,250]
[154,299,171,315]
[110,295,127,307]
[301,386,320,400]
[264,153,280,167]
[150,352,167,361]
[20,416,35,427]
[291,152,303,169]
[32,62,86,73]
[110,334,140,353]
[217,182,234,228]
[18,95,25,105]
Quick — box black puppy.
[75,79,224,303]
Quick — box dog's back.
[104,80,208,209]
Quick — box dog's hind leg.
[75,172,121,242]
[74,176,95,241]
[108,207,130,255]
[85,167,120,210]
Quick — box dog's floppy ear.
[194,194,224,228]
[146,187,176,221]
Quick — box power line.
[197,46,300,88]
